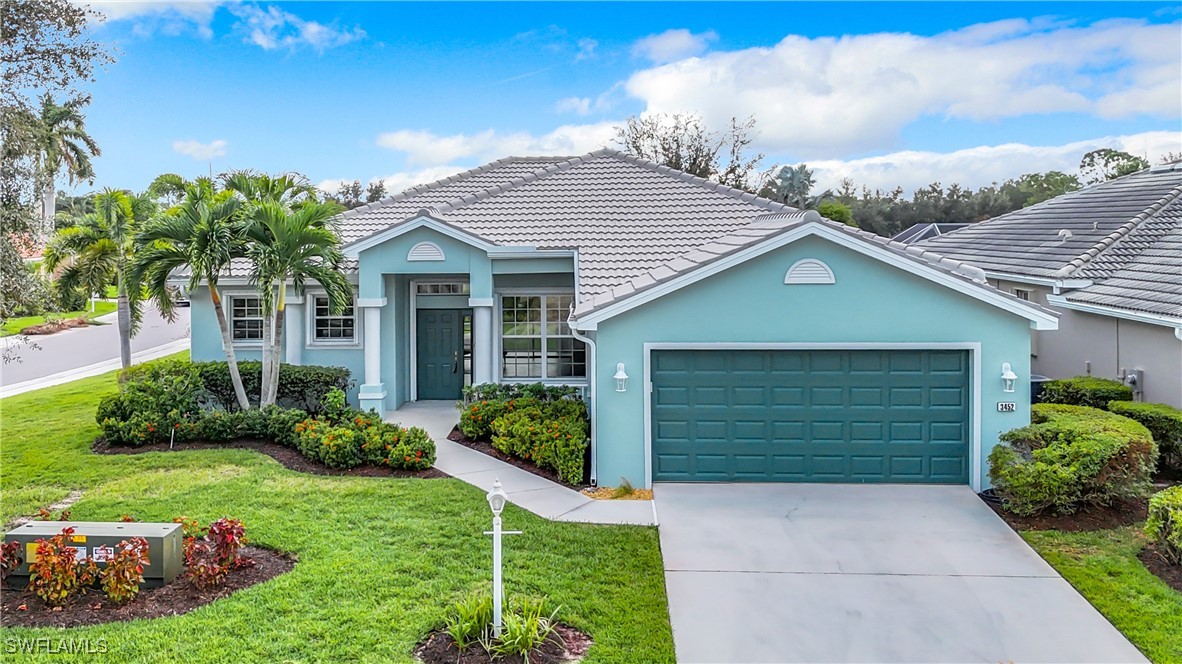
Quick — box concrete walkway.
[387,401,656,526]
[656,483,1147,664]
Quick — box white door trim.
[642,342,984,491]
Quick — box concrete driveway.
[656,483,1146,663]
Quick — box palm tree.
[222,170,316,209]
[34,96,101,244]
[244,200,350,406]
[130,185,252,410]
[43,189,155,369]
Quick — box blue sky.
[81,1,1182,195]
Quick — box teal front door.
[651,349,971,483]
[416,309,470,400]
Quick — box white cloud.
[806,131,1182,194]
[173,139,227,160]
[85,1,222,38]
[555,97,592,115]
[632,29,718,64]
[575,38,598,61]
[375,123,617,168]
[229,3,365,51]
[624,18,1182,157]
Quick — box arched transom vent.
[784,259,835,285]
[407,241,445,261]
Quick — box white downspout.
[568,250,598,486]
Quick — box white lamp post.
[484,478,520,638]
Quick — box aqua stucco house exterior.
[188,150,1058,490]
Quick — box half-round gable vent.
[784,259,835,285]
[407,242,445,262]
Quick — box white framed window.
[229,295,263,343]
[1013,288,1031,302]
[415,282,470,295]
[500,294,586,379]
[310,295,357,344]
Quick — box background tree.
[614,113,765,192]
[1079,149,1150,184]
[365,180,387,203]
[816,201,854,226]
[131,185,252,409]
[43,189,155,368]
[1013,171,1082,206]
[760,164,818,208]
[32,94,100,243]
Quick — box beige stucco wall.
[988,278,1182,407]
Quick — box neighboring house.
[188,149,1056,489]
[891,222,971,244]
[918,163,1182,407]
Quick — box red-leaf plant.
[27,527,98,606]
[182,518,253,589]
[100,537,150,605]
[0,540,23,588]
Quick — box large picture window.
[501,294,586,379]
[230,296,263,342]
[312,296,356,342]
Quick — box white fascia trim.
[576,223,1060,331]
[641,342,985,492]
[1046,294,1182,330]
[343,215,547,258]
[356,298,387,308]
[468,297,494,307]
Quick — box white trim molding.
[407,241,445,261]
[356,298,387,308]
[304,291,362,349]
[641,342,985,492]
[574,223,1059,331]
[1046,294,1182,330]
[784,258,835,285]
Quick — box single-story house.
[917,163,1182,408]
[188,149,1057,489]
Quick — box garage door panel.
[651,350,969,484]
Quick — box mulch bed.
[446,427,586,489]
[0,546,293,629]
[20,317,91,336]
[92,437,449,479]
[416,623,592,664]
[982,494,1148,532]
[1137,544,1182,593]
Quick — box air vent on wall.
[784,259,835,285]
[407,241,445,261]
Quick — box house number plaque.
[997,402,1017,412]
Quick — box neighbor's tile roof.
[891,222,971,245]
[916,164,1182,322]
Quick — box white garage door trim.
[642,342,984,491]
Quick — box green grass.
[0,355,674,663]
[1023,527,1182,663]
[0,301,116,337]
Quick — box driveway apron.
[655,483,1147,663]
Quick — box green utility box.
[4,522,183,588]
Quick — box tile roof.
[916,164,1182,322]
[891,222,971,245]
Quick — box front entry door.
[416,309,470,400]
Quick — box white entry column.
[284,297,304,365]
[357,297,387,412]
[471,299,494,385]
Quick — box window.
[416,282,470,295]
[312,296,356,342]
[230,296,263,342]
[501,294,586,379]
[1013,288,1031,301]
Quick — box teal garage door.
[651,349,970,483]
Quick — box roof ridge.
[328,156,566,224]
[1054,182,1182,278]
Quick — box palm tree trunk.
[115,277,132,370]
[40,182,55,245]
[209,284,251,410]
[261,309,274,407]
[266,281,287,407]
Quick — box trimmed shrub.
[193,361,351,412]
[293,416,435,470]
[1038,376,1132,408]
[98,361,205,446]
[1107,401,1182,473]
[490,400,589,485]
[1145,485,1182,565]
[988,403,1157,516]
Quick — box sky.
[75,1,1182,197]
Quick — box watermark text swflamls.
[5,637,109,654]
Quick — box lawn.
[0,355,675,663]
[0,301,116,337]
[1023,527,1182,663]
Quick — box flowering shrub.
[1,540,23,588]
[491,403,589,485]
[295,416,435,470]
[27,527,98,606]
[100,537,150,605]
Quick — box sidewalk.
[0,339,190,399]
[388,401,657,526]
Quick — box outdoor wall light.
[613,363,629,392]
[1001,362,1018,393]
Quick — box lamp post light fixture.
[1001,362,1018,393]
[484,478,520,638]
[613,363,629,392]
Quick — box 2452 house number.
[997,402,1017,412]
